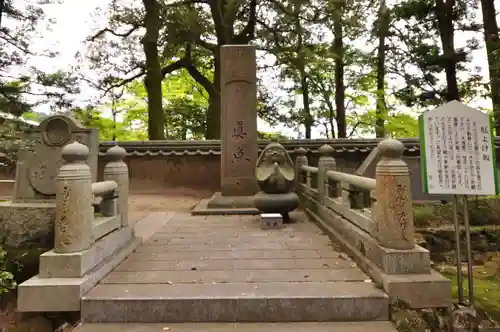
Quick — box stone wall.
[5,137,500,200]
[95,139,384,195]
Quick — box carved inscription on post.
[394,183,410,241]
[220,45,258,196]
[58,184,72,247]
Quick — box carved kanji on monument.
[220,45,258,196]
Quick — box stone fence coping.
[97,137,500,156]
[92,181,118,198]
[326,170,376,190]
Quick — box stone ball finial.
[318,144,334,156]
[61,141,89,163]
[106,145,126,162]
[295,147,307,156]
[377,138,404,159]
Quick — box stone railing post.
[374,138,415,250]
[294,147,308,191]
[54,141,93,253]
[103,145,129,227]
[317,144,336,204]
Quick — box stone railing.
[296,139,452,309]
[53,142,128,254]
[18,141,138,312]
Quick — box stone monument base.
[17,226,140,312]
[0,200,56,248]
[191,192,259,216]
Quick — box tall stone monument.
[14,115,99,201]
[0,114,99,248]
[198,45,259,214]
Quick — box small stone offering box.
[260,213,283,230]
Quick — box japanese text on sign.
[419,101,498,196]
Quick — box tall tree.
[331,0,347,138]
[480,0,500,134]
[435,0,460,101]
[0,0,79,115]
[374,0,389,138]
[390,0,481,108]
[88,0,258,139]
[142,0,164,140]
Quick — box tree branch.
[195,36,217,52]
[102,70,146,93]
[161,44,218,97]
[234,0,257,44]
[88,26,140,41]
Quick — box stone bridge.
[14,134,451,331]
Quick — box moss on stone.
[4,247,48,283]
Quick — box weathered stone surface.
[301,194,451,308]
[54,141,94,253]
[83,212,389,323]
[39,226,133,278]
[17,237,140,312]
[75,322,399,332]
[14,114,98,201]
[220,45,258,197]
[0,201,55,248]
[92,215,121,241]
[206,192,256,209]
[374,139,415,250]
[192,198,259,215]
[307,196,430,274]
[103,145,129,227]
[82,282,388,323]
[254,142,299,218]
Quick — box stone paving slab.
[103,212,364,285]
[101,269,367,284]
[75,322,399,332]
[83,212,388,323]
[85,280,383,298]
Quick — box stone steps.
[81,281,389,323]
[75,322,399,332]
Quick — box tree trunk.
[301,72,313,138]
[375,0,388,138]
[142,0,165,140]
[435,0,460,101]
[205,51,221,139]
[480,0,500,134]
[333,9,346,138]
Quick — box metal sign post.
[419,100,499,309]
[452,195,464,303]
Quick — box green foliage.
[258,131,291,141]
[0,1,80,115]
[79,0,494,139]
[347,109,419,138]
[0,247,16,295]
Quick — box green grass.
[440,260,500,322]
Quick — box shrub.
[0,247,16,295]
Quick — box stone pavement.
[81,212,390,324]
[76,322,398,332]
